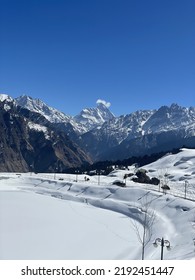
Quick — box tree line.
[65,147,193,175]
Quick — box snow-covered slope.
[144,148,195,184]
[1,149,195,260]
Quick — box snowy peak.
[15,95,42,111]
[0,94,13,103]
[143,103,195,134]
[96,100,115,121]
[74,99,115,131]
[15,95,72,123]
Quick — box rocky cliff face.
[0,97,91,172]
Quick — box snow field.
[1,149,195,260]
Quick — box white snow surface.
[1,149,195,260]
[27,121,50,139]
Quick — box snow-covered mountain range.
[99,103,195,160]
[15,95,115,134]
[1,93,195,170]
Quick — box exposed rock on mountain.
[0,96,91,172]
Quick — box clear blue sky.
[0,0,194,116]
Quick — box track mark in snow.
[75,187,89,196]
[102,194,112,200]
[137,191,151,201]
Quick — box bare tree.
[131,192,156,260]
